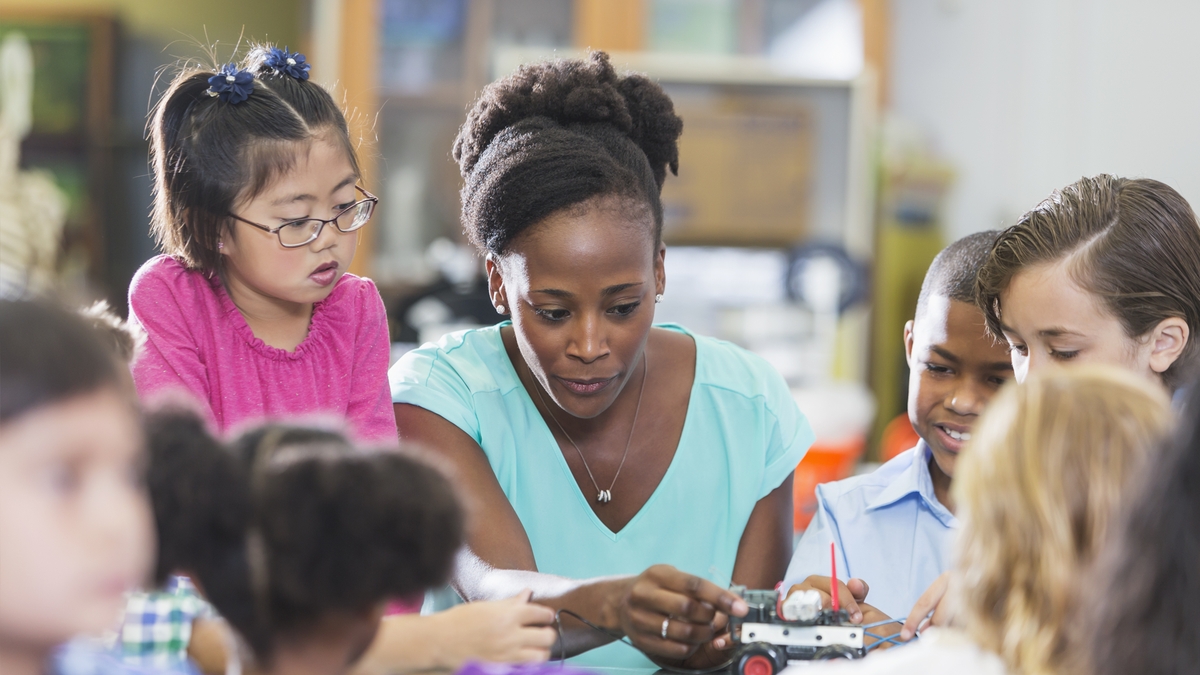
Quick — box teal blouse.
[388,323,813,669]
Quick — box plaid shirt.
[117,577,215,668]
[54,637,194,675]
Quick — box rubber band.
[861,618,905,629]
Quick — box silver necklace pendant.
[532,352,648,511]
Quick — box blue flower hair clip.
[207,64,254,104]
[264,47,311,81]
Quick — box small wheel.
[814,644,859,660]
[736,643,786,675]
[742,654,773,675]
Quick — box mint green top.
[388,323,813,669]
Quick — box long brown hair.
[975,174,1200,388]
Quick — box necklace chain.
[532,351,648,504]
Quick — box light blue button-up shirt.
[782,443,958,620]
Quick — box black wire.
[553,609,735,674]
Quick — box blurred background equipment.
[0,15,114,302]
[0,31,69,298]
[784,243,873,529]
[2,1,306,307]
[868,115,953,451]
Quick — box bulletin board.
[661,95,814,247]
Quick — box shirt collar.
[866,441,958,528]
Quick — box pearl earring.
[655,294,663,303]
[218,242,224,250]
[496,304,506,315]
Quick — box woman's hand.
[435,590,558,665]
[615,565,749,662]
[678,611,738,669]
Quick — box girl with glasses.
[129,43,392,445]
[125,42,556,674]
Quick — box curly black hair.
[145,411,464,662]
[453,51,683,255]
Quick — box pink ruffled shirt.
[128,255,398,445]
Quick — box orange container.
[792,436,864,532]
[880,413,920,463]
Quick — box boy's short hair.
[916,230,1002,318]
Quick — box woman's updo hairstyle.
[453,51,683,255]
[150,43,360,272]
[146,411,463,662]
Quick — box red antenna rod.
[830,542,840,612]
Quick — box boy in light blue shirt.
[783,231,1013,624]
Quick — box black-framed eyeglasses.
[229,185,379,248]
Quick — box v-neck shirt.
[389,322,813,669]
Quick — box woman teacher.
[390,52,813,669]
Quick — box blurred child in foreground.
[143,412,462,675]
[0,300,157,675]
[806,366,1172,674]
[1073,379,1200,675]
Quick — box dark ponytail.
[145,410,252,615]
[145,411,463,662]
[453,51,683,255]
[149,43,360,272]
